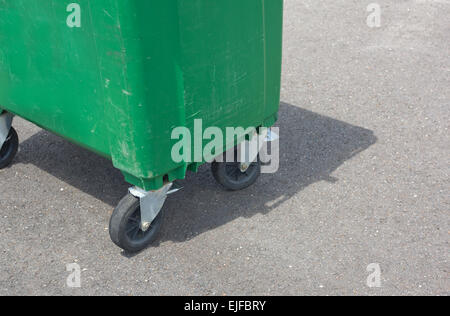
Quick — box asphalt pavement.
[0,0,448,295]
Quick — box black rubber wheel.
[109,193,164,253]
[211,147,261,191]
[0,127,18,170]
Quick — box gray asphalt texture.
[0,0,449,295]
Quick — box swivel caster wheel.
[211,146,261,191]
[0,127,19,169]
[109,192,164,253]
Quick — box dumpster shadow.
[160,102,377,244]
[17,132,129,207]
[17,102,377,248]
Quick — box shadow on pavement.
[17,102,377,245]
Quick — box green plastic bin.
[0,0,283,252]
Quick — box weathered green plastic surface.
[0,0,283,190]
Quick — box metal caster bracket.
[129,182,182,232]
[0,112,13,148]
[265,128,279,142]
[238,128,279,171]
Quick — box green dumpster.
[0,0,283,252]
